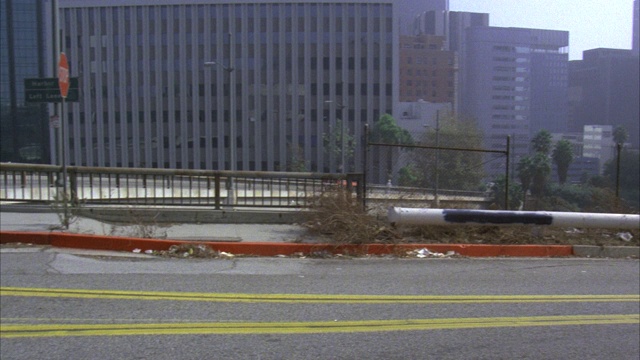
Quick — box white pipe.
[388,207,640,230]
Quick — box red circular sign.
[58,53,70,98]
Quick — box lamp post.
[205,35,235,204]
[324,100,347,173]
[434,111,440,207]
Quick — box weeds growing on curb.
[302,185,401,244]
[106,208,169,239]
[49,191,79,230]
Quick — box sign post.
[58,52,70,227]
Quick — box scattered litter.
[132,248,141,253]
[153,243,229,258]
[617,232,633,242]
[144,250,154,254]
[565,228,584,234]
[407,248,458,258]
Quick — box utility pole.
[434,110,440,208]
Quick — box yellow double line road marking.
[2,315,638,338]
[1,287,638,304]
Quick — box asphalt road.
[1,247,639,360]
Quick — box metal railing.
[0,163,364,210]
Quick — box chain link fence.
[365,121,511,210]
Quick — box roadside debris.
[565,228,584,234]
[617,232,633,242]
[407,248,458,258]
[146,244,236,259]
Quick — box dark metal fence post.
[505,135,510,210]
[615,143,621,202]
[214,174,221,210]
[363,123,369,211]
[69,169,78,204]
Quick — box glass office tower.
[0,0,49,163]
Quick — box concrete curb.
[4,230,636,258]
[573,245,640,258]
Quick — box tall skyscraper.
[568,48,640,148]
[398,34,456,105]
[50,0,397,172]
[396,0,448,35]
[633,0,639,55]
[461,27,569,166]
[413,10,489,113]
[0,0,50,163]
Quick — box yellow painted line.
[1,287,638,304]
[2,314,638,338]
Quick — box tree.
[516,156,534,196]
[491,174,523,210]
[531,130,552,155]
[397,165,422,187]
[370,113,413,145]
[612,125,628,145]
[370,114,413,181]
[603,149,640,208]
[530,152,551,196]
[411,113,485,190]
[552,139,574,184]
[287,143,307,172]
[323,119,355,172]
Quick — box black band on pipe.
[443,210,553,225]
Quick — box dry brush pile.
[302,186,401,244]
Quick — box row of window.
[405,69,454,76]
[68,134,329,150]
[68,32,392,48]
[83,57,394,72]
[66,3,390,23]
[82,82,393,98]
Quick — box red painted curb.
[1,231,574,257]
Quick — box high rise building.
[633,0,639,55]
[461,27,569,167]
[49,0,397,172]
[398,34,456,105]
[396,0,448,35]
[413,10,489,112]
[568,48,640,148]
[0,0,50,163]
[582,125,615,174]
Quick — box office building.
[398,34,456,105]
[461,27,569,168]
[582,125,615,174]
[413,10,489,112]
[50,0,397,173]
[396,0,448,35]
[568,48,640,148]
[633,0,639,55]
[0,0,50,163]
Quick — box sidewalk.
[0,211,308,243]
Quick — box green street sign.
[24,77,79,103]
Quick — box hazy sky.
[450,0,635,60]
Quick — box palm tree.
[612,126,628,146]
[517,156,534,198]
[530,152,551,196]
[531,130,552,155]
[552,140,574,185]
